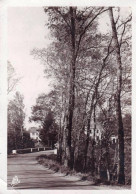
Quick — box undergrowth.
[36,154,99,183]
[37,154,73,175]
[36,154,131,186]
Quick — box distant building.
[85,123,117,143]
[29,127,39,140]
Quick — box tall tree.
[108,7,127,184]
[8,92,25,152]
[40,111,58,147]
[31,7,131,182]
[32,6,108,169]
[30,92,59,147]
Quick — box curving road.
[7,150,129,190]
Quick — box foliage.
[30,93,59,146]
[31,6,131,185]
[8,92,25,152]
[8,132,22,154]
[40,111,58,146]
[22,131,35,149]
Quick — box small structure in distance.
[29,127,40,140]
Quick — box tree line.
[7,62,35,154]
[26,7,132,184]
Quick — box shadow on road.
[7,151,130,190]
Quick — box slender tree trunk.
[109,7,125,184]
[91,104,96,176]
[63,114,67,166]
[107,169,110,182]
[83,93,95,172]
[106,139,110,182]
[61,95,67,165]
[73,131,80,170]
[65,7,76,169]
[98,139,102,179]
[57,117,63,163]
[84,117,91,172]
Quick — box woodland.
[8,7,131,185]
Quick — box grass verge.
[36,154,102,184]
[37,154,74,175]
[36,154,131,188]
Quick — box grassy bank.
[36,154,116,186]
[36,153,131,189]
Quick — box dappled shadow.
[8,151,118,190]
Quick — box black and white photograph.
[0,0,135,192]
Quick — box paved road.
[7,150,129,190]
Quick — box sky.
[8,7,131,129]
[8,7,52,129]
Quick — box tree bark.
[57,118,63,163]
[109,7,125,184]
[91,104,96,176]
[83,93,95,172]
[106,140,111,182]
[65,7,76,169]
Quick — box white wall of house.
[30,132,39,140]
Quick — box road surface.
[7,150,129,190]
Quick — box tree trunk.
[73,131,80,171]
[65,7,76,169]
[106,140,111,182]
[109,7,125,184]
[62,114,67,166]
[107,169,110,182]
[83,117,91,172]
[97,140,102,179]
[91,105,96,176]
[57,118,63,163]
[83,93,95,172]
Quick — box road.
[7,150,129,190]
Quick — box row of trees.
[31,7,131,184]
[8,62,34,154]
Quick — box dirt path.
[7,150,130,190]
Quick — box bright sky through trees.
[8,7,130,129]
[8,7,52,128]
